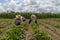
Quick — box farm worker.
[29,14,37,24]
[14,15,26,25]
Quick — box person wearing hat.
[29,14,37,24]
[14,15,26,25]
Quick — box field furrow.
[40,20,60,36]
[0,19,60,40]
[39,25,60,40]
[25,25,33,40]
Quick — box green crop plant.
[0,25,25,40]
[31,23,52,40]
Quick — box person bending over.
[14,15,26,25]
[29,14,37,24]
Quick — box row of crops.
[0,25,25,40]
[0,11,60,19]
[38,19,60,37]
[31,23,52,40]
[0,23,52,40]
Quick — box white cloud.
[0,3,2,6]
[0,6,6,12]
[0,0,60,12]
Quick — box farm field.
[0,18,60,40]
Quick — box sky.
[0,0,60,12]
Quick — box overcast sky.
[0,0,60,12]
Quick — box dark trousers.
[29,19,37,24]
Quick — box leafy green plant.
[32,30,52,40]
[0,25,25,40]
[31,23,52,40]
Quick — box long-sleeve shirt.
[14,17,26,25]
[14,18,21,25]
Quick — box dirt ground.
[0,19,60,40]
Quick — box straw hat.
[31,14,36,19]
[16,15,21,18]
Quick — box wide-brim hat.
[16,15,21,18]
